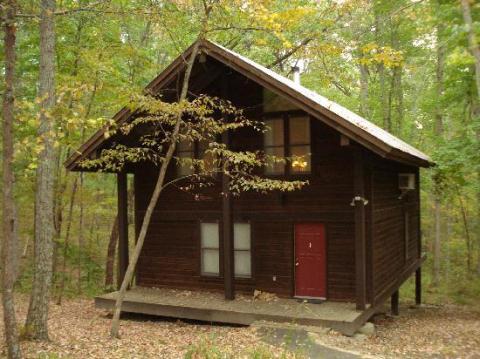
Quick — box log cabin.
[66,40,431,334]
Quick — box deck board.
[95,287,375,335]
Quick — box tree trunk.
[77,172,84,293]
[1,2,22,357]
[359,63,370,118]
[433,197,441,286]
[461,0,480,102]
[374,10,390,131]
[457,189,472,274]
[110,28,208,338]
[105,216,119,290]
[56,177,78,305]
[460,0,480,277]
[432,18,445,288]
[25,0,57,341]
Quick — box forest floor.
[1,294,479,358]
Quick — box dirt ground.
[1,295,479,358]
[318,303,480,358]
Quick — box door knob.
[295,261,299,266]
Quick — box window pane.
[178,140,193,152]
[264,118,284,147]
[198,140,216,174]
[289,117,310,145]
[177,160,193,177]
[202,249,219,275]
[234,223,250,250]
[265,146,285,175]
[234,251,251,277]
[291,145,311,173]
[201,223,219,248]
[177,140,194,177]
[263,88,298,112]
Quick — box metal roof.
[210,41,431,165]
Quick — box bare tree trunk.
[457,189,472,274]
[25,0,57,341]
[373,9,390,131]
[56,177,78,305]
[460,0,480,277]
[433,197,441,286]
[105,216,119,290]
[1,2,22,357]
[461,0,480,102]
[77,172,84,293]
[359,63,370,118]
[110,23,209,337]
[432,19,445,288]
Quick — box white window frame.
[199,222,252,278]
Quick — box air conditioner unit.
[398,173,415,190]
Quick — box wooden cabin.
[66,40,431,334]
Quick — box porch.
[95,287,376,336]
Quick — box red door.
[295,223,326,298]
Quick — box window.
[177,139,217,177]
[177,140,194,177]
[263,88,299,112]
[198,140,216,174]
[201,223,220,276]
[263,115,311,175]
[234,223,251,278]
[200,222,252,278]
[264,118,285,175]
[289,116,311,174]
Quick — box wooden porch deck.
[95,287,376,335]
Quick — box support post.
[391,290,399,316]
[117,172,129,289]
[415,267,422,305]
[222,131,234,300]
[354,149,367,310]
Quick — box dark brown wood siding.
[134,116,357,301]
[367,155,420,303]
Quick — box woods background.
[1,0,479,308]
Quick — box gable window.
[177,140,194,177]
[201,222,220,276]
[263,115,311,175]
[264,118,285,175]
[289,116,311,173]
[177,139,217,178]
[200,222,252,278]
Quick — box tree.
[25,0,57,340]
[79,1,312,337]
[1,0,22,357]
[460,0,480,275]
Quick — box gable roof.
[65,39,432,170]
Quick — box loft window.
[234,223,252,278]
[176,140,194,177]
[264,118,285,175]
[201,222,220,276]
[263,88,298,112]
[263,115,311,175]
[200,222,252,278]
[289,116,311,173]
[177,139,217,178]
[198,139,216,174]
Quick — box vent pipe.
[292,65,301,85]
